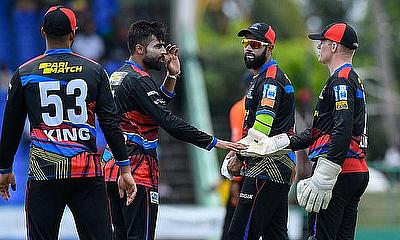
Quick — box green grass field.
[356,191,400,239]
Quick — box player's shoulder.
[18,54,47,71]
[19,51,105,75]
[69,52,103,70]
[123,62,151,81]
[275,66,293,85]
[261,65,292,90]
[332,66,359,86]
[112,64,152,87]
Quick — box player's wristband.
[206,137,218,151]
[160,84,176,98]
[166,70,181,80]
[115,159,130,167]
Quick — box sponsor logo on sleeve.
[150,191,159,204]
[334,85,348,101]
[335,100,348,110]
[261,98,275,108]
[246,84,255,99]
[109,72,128,85]
[109,72,128,96]
[263,84,277,99]
[319,85,326,99]
[147,91,159,96]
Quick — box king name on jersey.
[43,127,90,142]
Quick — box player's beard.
[244,48,266,70]
[143,55,163,71]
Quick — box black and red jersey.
[242,59,296,184]
[290,63,368,173]
[0,48,128,180]
[103,60,216,187]
[243,60,295,137]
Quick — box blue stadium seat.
[93,0,119,35]
[12,9,43,67]
[0,0,12,67]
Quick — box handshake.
[237,128,291,157]
[220,128,291,180]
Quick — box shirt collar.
[256,59,277,77]
[44,48,73,55]
[125,60,146,71]
[333,63,352,75]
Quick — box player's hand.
[227,154,242,176]
[118,166,137,206]
[215,139,247,152]
[238,129,290,157]
[164,44,180,76]
[297,157,341,212]
[221,151,236,179]
[0,172,16,201]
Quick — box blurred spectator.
[72,14,105,61]
[383,143,400,168]
[296,87,313,124]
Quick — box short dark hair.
[46,33,70,41]
[127,20,166,54]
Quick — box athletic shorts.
[26,177,112,240]
[106,182,159,240]
[228,177,290,240]
[106,181,127,240]
[307,172,369,240]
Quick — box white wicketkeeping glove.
[237,127,265,145]
[296,157,342,213]
[221,153,234,180]
[238,128,291,157]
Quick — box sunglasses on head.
[241,39,271,49]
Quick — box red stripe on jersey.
[349,139,366,159]
[71,53,100,65]
[342,158,368,173]
[19,55,46,69]
[308,134,331,153]
[71,152,102,177]
[124,111,157,125]
[338,67,351,79]
[266,65,277,79]
[131,65,150,77]
[130,154,159,188]
[104,160,119,182]
[71,152,87,176]
[121,111,159,140]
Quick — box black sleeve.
[252,78,283,134]
[95,69,128,164]
[327,78,354,165]
[159,84,176,104]
[289,128,313,151]
[130,77,216,150]
[0,70,27,173]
